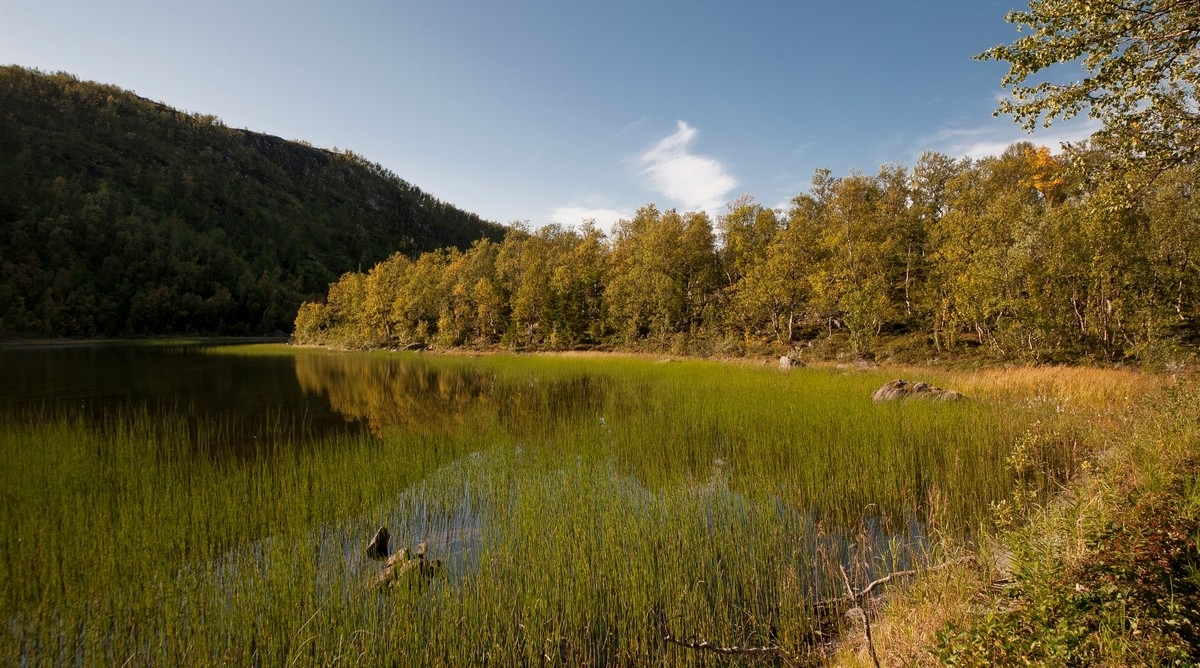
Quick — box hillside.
[0,66,507,337]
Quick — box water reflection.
[0,342,367,457]
[293,353,497,437]
[292,352,610,440]
[0,343,613,459]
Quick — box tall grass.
[1,347,1047,665]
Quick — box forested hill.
[0,65,507,337]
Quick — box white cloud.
[548,206,628,234]
[925,116,1102,161]
[639,121,737,214]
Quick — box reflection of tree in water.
[293,354,610,441]
[0,344,366,459]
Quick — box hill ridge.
[0,65,506,337]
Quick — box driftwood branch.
[658,557,975,667]
[832,556,974,668]
[861,554,974,598]
[655,605,799,668]
[841,565,882,668]
[662,631,800,668]
[814,555,975,610]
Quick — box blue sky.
[1,1,1097,229]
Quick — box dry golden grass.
[831,553,995,667]
[792,360,1165,409]
[941,365,1163,407]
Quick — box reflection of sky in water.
[194,447,931,624]
[197,452,492,620]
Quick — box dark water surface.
[0,341,371,456]
[0,341,608,458]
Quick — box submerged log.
[871,379,965,402]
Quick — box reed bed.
[1,347,1052,666]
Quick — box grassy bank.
[831,369,1200,666]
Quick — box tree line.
[295,143,1200,363]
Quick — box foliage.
[938,496,1200,664]
[299,144,1200,365]
[979,0,1200,169]
[0,66,504,337]
[931,383,1200,667]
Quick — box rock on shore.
[871,379,966,402]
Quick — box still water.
[0,341,370,455]
[0,341,609,458]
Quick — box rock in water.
[871,379,965,402]
[366,526,390,561]
[371,544,445,591]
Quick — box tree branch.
[813,555,975,611]
[840,564,882,668]
[661,632,801,668]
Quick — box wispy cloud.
[639,121,737,214]
[524,147,545,166]
[548,205,629,234]
[596,117,648,147]
[924,116,1102,161]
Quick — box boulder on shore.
[779,355,804,369]
[871,379,965,402]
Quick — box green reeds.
[0,348,1050,665]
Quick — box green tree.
[446,239,503,346]
[730,196,824,343]
[392,250,451,346]
[717,195,780,286]
[910,151,966,335]
[817,171,900,353]
[495,225,558,349]
[677,211,721,333]
[928,146,1047,354]
[324,271,368,345]
[979,0,1200,168]
[548,222,608,346]
[362,253,410,344]
[605,205,695,343]
[1140,163,1200,345]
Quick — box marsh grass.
[1,347,1053,665]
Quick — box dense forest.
[0,66,506,337]
[295,144,1200,364]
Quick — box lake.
[0,342,1034,666]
